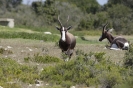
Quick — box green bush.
[113,76,133,88]
[0,58,39,87]
[23,54,62,63]
[33,54,62,63]
[40,59,95,87]
[123,44,133,67]
[61,81,74,88]
[118,44,133,88]
[94,52,106,62]
[98,67,123,88]
[39,51,111,87]
[39,50,129,88]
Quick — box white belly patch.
[110,42,129,50]
[110,44,120,50]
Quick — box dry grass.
[0,38,60,62]
[0,37,126,64]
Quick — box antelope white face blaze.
[61,27,66,41]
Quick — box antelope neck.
[107,33,115,43]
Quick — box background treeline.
[0,0,133,34]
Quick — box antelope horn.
[103,22,109,32]
[58,16,63,27]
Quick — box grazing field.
[0,37,128,88]
[0,26,133,88]
[0,37,127,64]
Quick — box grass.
[0,26,133,88]
[0,38,129,88]
[0,31,59,42]
[76,36,104,44]
[1,25,132,44]
[24,53,63,63]
[71,30,102,36]
[39,51,127,88]
[0,58,39,88]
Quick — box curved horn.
[103,22,109,32]
[58,16,63,27]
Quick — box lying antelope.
[99,23,129,50]
[56,16,76,61]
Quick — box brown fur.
[56,16,76,60]
[59,32,76,58]
[99,23,129,50]
[60,32,76,49]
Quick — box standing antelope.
[56,16,76,61]
[99,23,129,50]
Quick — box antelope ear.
[67,26,72,30]
[106,29,109,32]
[56,26,60,30]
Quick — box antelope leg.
[116,40,124,49]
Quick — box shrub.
[40,50,126,88]
[40,59,95,87]
[98,69,122,88]
[39,51,104,87]
[123,44,133,67]
[33,54,62,63]
[23,54,62,63]
[118,44,133,88]
[113,76,133,88]
[0,58,39,87]
[61,81,73,88]
[94,52,106,62]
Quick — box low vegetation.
[0,48,13,54]
[0,31,59,42]
[0,26,132,88]
[24,54,62,63]
[0,0,133,88]
[40,51,119,88]
[39,46,133,88]
[0,58,39,88]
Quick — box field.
[0,26,133,88]
[0,37,126,61]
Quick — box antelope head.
[56,16,72,42]
[99,23,110,41]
